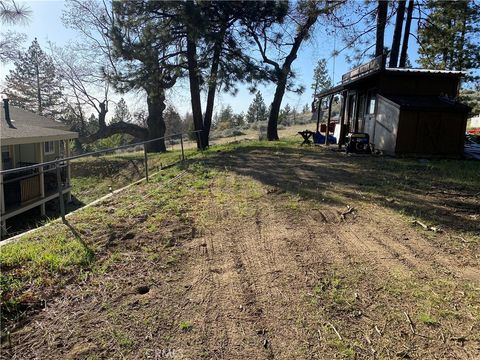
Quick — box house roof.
[384,67,464,75]
[1,105,78,146]
[315,66,464,99]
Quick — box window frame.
[44,141,55,155]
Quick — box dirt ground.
[2,143,479,359]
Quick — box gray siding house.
[1,100,78,234]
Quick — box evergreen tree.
[232,112,245,128]
[418,0,480,77]
[302,103,310,113]
[460,89,480,115]
[164,106,184,137]
[216,105,235,128]
[111,98,132,124]
[5,38,63,117]
[245,91,267,123]
[311,58,332,96]
[279,103,292,125]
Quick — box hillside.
[1,139,479,359]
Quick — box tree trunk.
[389,0,406,67]
[265,9,319,141]
[376,0,389,57]
[456,1,468,71]
[203,29,225,149]
[399,0,414,67]
[267,72,288,141]
[185,1,205,150]
[80,122,148,144]
[35,62,42,114]
[145,92,167,152]
[98,101,107,130]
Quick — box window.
[44,141,55,155]
[367,93,377,115]
[2,146,11,169]
[2,146,9,161]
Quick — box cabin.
[315,55,471,156]
[1,99,78,235]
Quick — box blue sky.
[1,0,420,118]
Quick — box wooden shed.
[315,56,471,156]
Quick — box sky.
[1,0,420,119]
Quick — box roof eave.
[1,133,79,146]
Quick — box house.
[1,99,78,235]
[315,55,471,156]
[469,114,480,128]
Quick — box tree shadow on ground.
[203,145,479,234]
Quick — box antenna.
[332,29,336,85]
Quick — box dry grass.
[1,138,479,359]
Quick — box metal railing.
[0,131,202,237]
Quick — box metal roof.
[315,67,465,99]
[385,68,464,75]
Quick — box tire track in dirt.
[305,205,480,285]
[182,231,267,359]
[365,206,480,284]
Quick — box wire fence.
[0,131,203,239]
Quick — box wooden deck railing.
[20,174,41,203]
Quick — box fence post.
[144,143,149,182]
[180,135,185,161]
[56,161,66,223]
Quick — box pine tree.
[418,0,480,76]
[164,106,184,137]
[279,103,292,125]
[216,105,235,128]
[111,98,132,124]
[302,103,310,113]
[311,59,332,96]
[245,91,268,123]
[5,38,63,117]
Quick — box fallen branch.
[412,220,443,233]
[404,311,416,334]
[340,206,355,220]
[328,322,342,340]
[364,335,376,355]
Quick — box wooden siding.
[379,73,459,98]
[396,110,466,155]
[20,174,41,203]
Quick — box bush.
[220,128,246,138]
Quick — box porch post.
[338,91,347,148]
[65,140,72,202]
[9,145,15,167]
[38,142,46,216]
[325,95,334,145]
[354,91,360,133]
[315,97,322,133]
[0,158,5,236]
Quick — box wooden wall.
[396,110,466,155]
[379,73,460,98]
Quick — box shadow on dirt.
[204,145,479,234]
